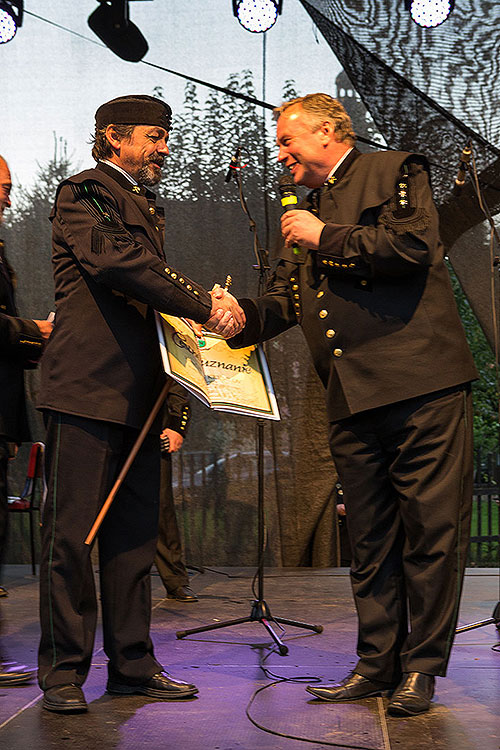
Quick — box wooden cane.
[84,379,171,546]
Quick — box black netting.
[300,0,500,204]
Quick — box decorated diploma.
[155,313,280,420]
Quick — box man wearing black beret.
[37,95,244,713]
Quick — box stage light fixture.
[88,0,148,62]
[405,0,455,28]
[0,0,23,44]
[232,0,283,34]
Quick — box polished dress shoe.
[106,670,198,699]
[306,671,394,702]
[387,672,435,716]
[42,684,88,713]
[167,585,198,603]
[0,586,8,597]
[0,661,34,686]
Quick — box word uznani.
[202,359,251,374]
[173,333,251,374]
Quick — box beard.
[138,156,164,186]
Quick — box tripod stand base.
[456,601,500,633]
[176,599,323,656]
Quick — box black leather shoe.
[167,586,198,602]
[0,586,8,597]
[42,684,88,713]
[106,671,198,699]
[306,671,394,702]
[0,661,34,686]
[387,672,435,716]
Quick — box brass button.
[322,260,328,265]
[187,284,192,290]
[290,276,296,282]
[149,207,155,214]
[333,348,343,357]
[349,263,355,268]
[325,329,335,339]
[293,294,300,299]
[316,291,324,299]
[292,284,299,291]
[360,279,368,287]
[165,267,170,273]
[319,309,328,319]
[171,272,177,279]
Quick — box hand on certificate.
[281,209,325,250]
[205,285,246,338]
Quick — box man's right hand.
[205,288,246,339]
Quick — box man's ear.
[319,120,336,146]
[105,124,122,154]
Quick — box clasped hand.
[203,286,246,338]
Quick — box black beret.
[95,95,172,130]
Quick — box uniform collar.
[96,161,156,200]
[325,147,354,184]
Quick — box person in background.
[154,380,198,603]
[0,155,51,685]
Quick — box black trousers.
[38,412,162,690]
[154,452,189,593]
[329,385,473,682]
[0,439,8,571]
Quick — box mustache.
[147,155,165,167]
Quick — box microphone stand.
[176,154,323,655]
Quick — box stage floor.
[0,565,498,750]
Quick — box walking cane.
[84,379,171,546]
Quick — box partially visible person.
[154,381,198,603]
[0,155,51,685]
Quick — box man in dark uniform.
[154,381,198,602]
[0,155,51,685]
[228,94,478,716]
[37,96,244,713]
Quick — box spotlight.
[88,0,148,62]
[233,0,283,34]
[405,0,455,28]
[0,0,23,44]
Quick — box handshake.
[202,285,246,339]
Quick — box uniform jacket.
[163,379,191,437]
[38,163,212,430]
[0,240,45,442]
[229,150,478,421]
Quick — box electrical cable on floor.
[245,663,387,750]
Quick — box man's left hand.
[161,428,183,453]
[281,209,325,250]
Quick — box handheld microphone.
[278,174,298,211]
[224,147,241,183]
[453,142,472,196]
[278,174,301,256]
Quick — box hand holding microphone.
[278,174,324,251]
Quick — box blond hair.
[274,93,355,145]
